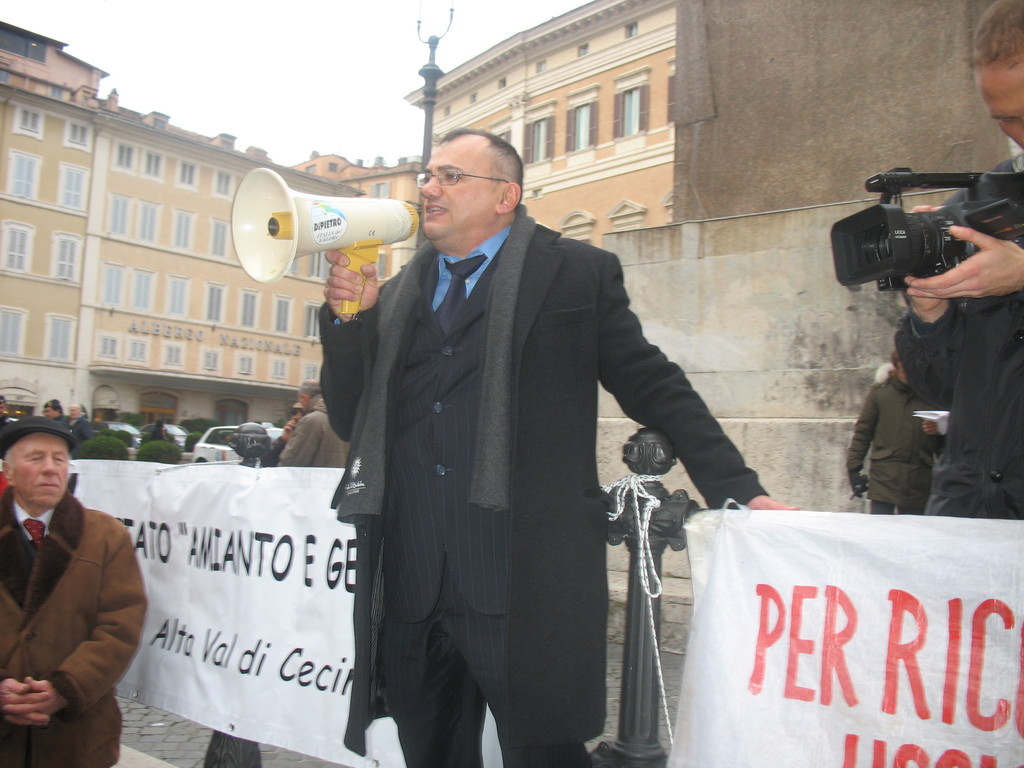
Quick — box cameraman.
[895,0,1024,519]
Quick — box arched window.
[216,399,248,425]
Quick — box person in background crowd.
[41,400,63,422]
[0,397,11,497]
[847,349,943,515]
[319,128,793,767]
[260,403,304,468]
[0,416,147,767]
[66,405,94,460]
[278,380,348,469]
[0,396,12,434]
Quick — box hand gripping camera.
[831,168,1024,291]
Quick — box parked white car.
[192,426,239,463]
[191,425,283,463]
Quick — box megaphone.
[231,168,419,314]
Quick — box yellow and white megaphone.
[231,168,419,314]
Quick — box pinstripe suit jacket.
[321,223,766,753]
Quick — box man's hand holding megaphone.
[325,250,380,321]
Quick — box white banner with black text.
[72,460,408,767]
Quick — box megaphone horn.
[231,168,419,314]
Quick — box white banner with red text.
[670,509,1024,768]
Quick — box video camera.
[831,168,1024,290]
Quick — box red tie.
[24,519,45,549]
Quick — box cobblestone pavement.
[118,641,685,767]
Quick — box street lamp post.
[417,4,454,170]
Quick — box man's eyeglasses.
[416,170,510,188]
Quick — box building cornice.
[407,0,673,106]
[88,365,296,399]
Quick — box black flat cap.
[0,416,76,458]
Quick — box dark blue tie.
[435,254,486,334]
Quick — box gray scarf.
[337,207,536,517]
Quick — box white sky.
[5,0,589,167]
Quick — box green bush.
[181,417,218,435]
[100,428,134,447]
[77,435,129,460]
[113,412,144,427]
[185,431,202,452]
[136,440,183,464]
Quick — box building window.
[0,310,25,356]
[66,122,90,149]
[306,252,330,279]
[567,102,598,152]
[203,350,220,371]
[271,360,287,380]
[144,151,162,178]
[103,265,124,306]
[275,296,292,333]
[164,345,183,367]
[99,336,119,359]
[54,236,78,281]
[61,166,87,209]
[470,92,478,104]
[211,220,229,257]
[535,60,547,74]
[328,162,339,172]
[577,43,589,57]
[305,304,320,338]
[240,290,258,328]
[10,153,39,198]
[205,284,224,322]
[524,116,554,164]
[238,355,254,375]
[167,277,188,316]
[215,171,231,196]
[498,77,507,89]
[173,211,194,249]
[138,203,158,242]
[16,108,42,138]
[303,363,319,381]
[216,399,248,425]
[132,270,154,311]
[614,85,649,138]
[4,225,31,271]
[178,161,197,187]
[128,339,148,363]
[625,21,638,38]
[47,317,73,362]
[115,143,135,170]
[371,181,391,198]
[109,196,131,236]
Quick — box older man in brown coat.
[0,416,147,768]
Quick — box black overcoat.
[320,223,766,753]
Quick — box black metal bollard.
[592,429,698,768]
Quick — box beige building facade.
[411,0,677,245]
[0,22,359,426]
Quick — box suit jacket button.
[990,470,1003,482]
[433,402,444,413]
[25,631,36,642]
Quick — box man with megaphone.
[318,128,794,768]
